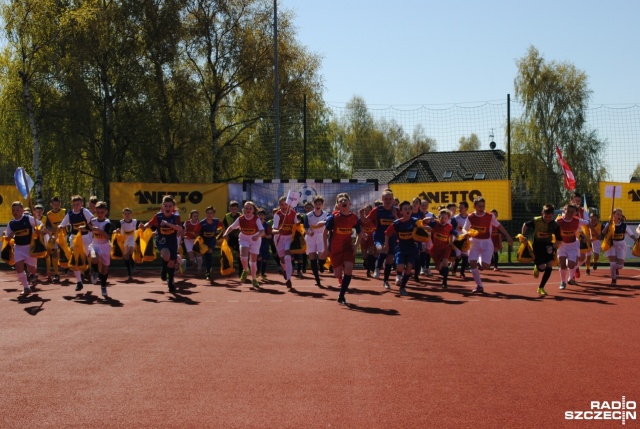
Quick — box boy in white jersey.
[89,201,112,296]
[58,195,94,291]
[119,208,138,280]
[304,196,329,286]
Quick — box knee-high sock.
[339,274,352,298]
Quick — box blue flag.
[14,167,34,199]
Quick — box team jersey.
[184,220,202,240]
[557,216,585,244]
[325,212,361,252]
[304,210,329,233]
[147,212,181,239]
[604,222,634,241]
[385,217,419,252]
[119,219,138,237]
[200,219,220,245]
[366,205,399,239]
[91,217,112,243]
[6,215,39,246]
[524,217,560,245]
[227,215,264,237]
[463,212,499,240]
[46,208,66,230]
[273,209,298,236]
[427,219,454,249]
[59,208,93,235]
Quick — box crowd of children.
[2,189,639,304]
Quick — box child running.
[88,201,112,296]
[58,195,94,291]
[322,193,364,306]
[119,208,138,280]
[304,196,329,286]
[555,203,591,290]
[384,201,421,296]
[183,210,203,272]
[462,197,513,293]
[521,204,561,296]
[5,201,46,296]
[426,208,456,289]
[602,208,638,286]
[199,206,219,281]
[272,196,299,289]
[45,196,66,283]
[223,201,265,288]
[140,195,183,293]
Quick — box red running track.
[1,265,639,428]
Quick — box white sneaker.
[419,268,427,276]
[395,274,402,286]
[373,267,380,279]
[91,273,99,285]
[383,281,391,289]
[426,269,433,277]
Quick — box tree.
[512,45,606,208]
[458,133,480,151]
[631,164,640,180]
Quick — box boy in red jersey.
[555,204,591,290]
[272,196,299,289]
[462,197,513,293]
[322,193,364,306]
[426,208,457,289]
[223,201,265,288]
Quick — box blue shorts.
[395,245,418,266]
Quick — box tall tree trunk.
[18,70,42,205]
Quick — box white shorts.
[557,240,580,263]
[14,244,36,266]
[590,240,601,255]
[275,234,293,256]
[468,238,494,264]
[184,238,195,253]
[605,240,627,260]
[122,231,136,249]
[306,231,324,254]
[90,240,112,266]
[239,233,262,255]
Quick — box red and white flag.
[555,145,576,191]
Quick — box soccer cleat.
[205,272,211,280]
[426,268,432,277]
[261,273,268,281]
[161,270,167,282]
[399,287,408,296]
[75,282,84,292]
[373,268,380,279]
[91,273,99,285]
[252,279,260,289]
[395,275,402,286]
[533,266,539,278]
[296,271,304,279]
[420,268,427,276]
[53,274,60,283]
[101,286,108,296]
[559,282,566,290]
[567,279,578,286]
[286,280,292,289]
[586,268,591,275]
[337,296,348,306]
[383,281,391,290]
[20,287,31,296]
[493,267,499,272]
[537,287,547,296]
[575,267,580,279]
[168,282,176,293]
[240,270,248,282]
[442,282,448,289]
[592,263,598,271]
[471,286,484,294]
[611,279,617,286]
[366,270,371,278]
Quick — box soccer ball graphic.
[299,185,317,206]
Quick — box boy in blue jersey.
[384,201,421,296]
[199,206,220,282]
[141,195,183,293]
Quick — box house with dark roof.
[353,150,507,184]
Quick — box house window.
[463,173,474,180]
[407,169,418,181]
[443,171,453,179]
[474,172,486,180]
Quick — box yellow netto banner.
[599,182,640,221]
[390,180,512,220]
[110,182,229,221]
[0,185,28,224]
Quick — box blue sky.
[291,0,640,106]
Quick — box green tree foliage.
[458,133,480,151]
[512,46,606,210]
[0,0,327,205]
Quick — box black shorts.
[533,242,555,266]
